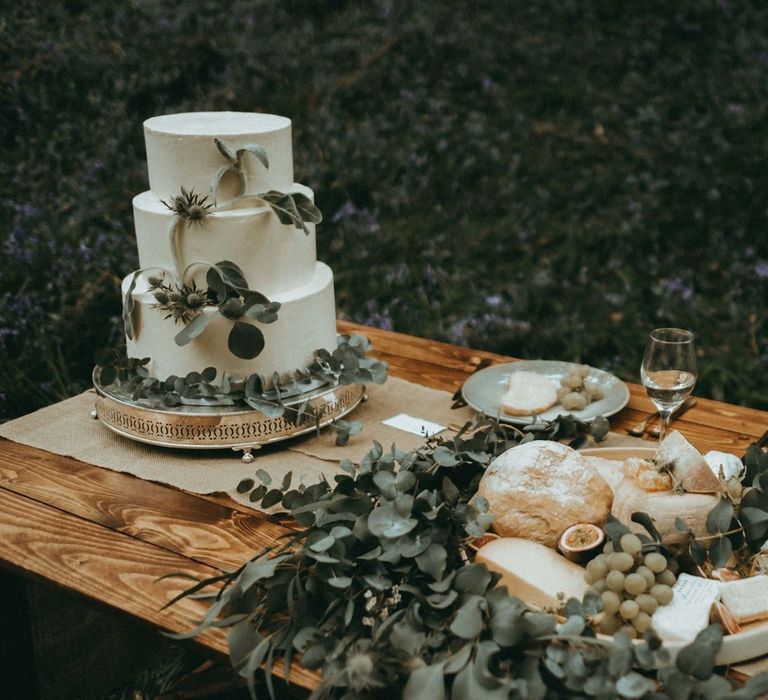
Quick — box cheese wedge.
[474,537,588,609]
[656,431,720,493]
[719,575,768,624]
[501,371,558,416]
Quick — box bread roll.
[477,440,613,547]
[501,371,557,416]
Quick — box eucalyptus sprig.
[160,187,214,281]
[675,444,768,570]
[208,137,322,234]
[157,420,768,698]
[211,138,269,204]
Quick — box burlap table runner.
[0,377,477,510]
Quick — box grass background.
[2,0,768,420]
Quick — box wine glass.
[640,328,697,441]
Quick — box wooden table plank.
[0,438,291,572]
[0,484,320,689]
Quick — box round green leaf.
[228,322,265,359]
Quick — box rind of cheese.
[611,479,719,544]
[478,441,613,547]
[501,371,558,416]
[651,573,721,642]
[475,537,588,610]
[719,575,768,624]
[656,430,720,493]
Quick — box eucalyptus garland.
[96,333,388,419]
[164,411,768,699]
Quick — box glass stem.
[657,409,672,441]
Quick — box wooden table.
[2,321,767,695]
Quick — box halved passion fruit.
[557,523,605,564]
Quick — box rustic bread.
[477,440,613,547]
[501,371,558,416]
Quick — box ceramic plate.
[461,360,629,425]
[581,446,768,666]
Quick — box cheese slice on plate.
[501,371,558,416]
[474,537,588,609]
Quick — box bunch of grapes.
[584,533,676,638]
[557,365,604,411]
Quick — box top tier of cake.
[144,112,294,201]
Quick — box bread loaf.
[501,371,558,416]
[477,440,613,547]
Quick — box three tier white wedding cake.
[122,112,338,384]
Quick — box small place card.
[382,413,446,437]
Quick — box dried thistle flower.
[161,187,213,224]
[151,280,210,323]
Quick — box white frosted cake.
[121,112,338,383]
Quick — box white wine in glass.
[640,328,697,441]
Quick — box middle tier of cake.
[124,262,337,381]
[133,185,317,295]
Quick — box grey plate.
[461,360,630,425]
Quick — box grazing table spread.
[2,320,768,694]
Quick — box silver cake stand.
[92,374,366,462]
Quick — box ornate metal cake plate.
[92,375,366,462]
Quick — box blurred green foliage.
[2,0,768,419]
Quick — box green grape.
[636,566,655,589]
[632,611,652,633]
[651,584,674,605]
[644,552,667,574]
[587,557,608,581]
[591,579,607,594]
[619,625,638,639]
[619,599,639,620]
[562,375,582,389]
[601,590,621,615]
[624,573,647,596]
[576,365,591,378]
[656,569,676,587]
[636,594,658,615]
[619,533,643,556]
[600,614,622,635]
[604,541,615,555]
[606,570,625,592]
[610,552,635,573]
[557,386,570,400]
[561,392,584,410]
[586,384,604,400]
[572,393,589,410]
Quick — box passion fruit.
[557,523,606,564]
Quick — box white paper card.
[382,413,446,437]
[651,573,720,642]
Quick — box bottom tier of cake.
[124,262,337,382]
